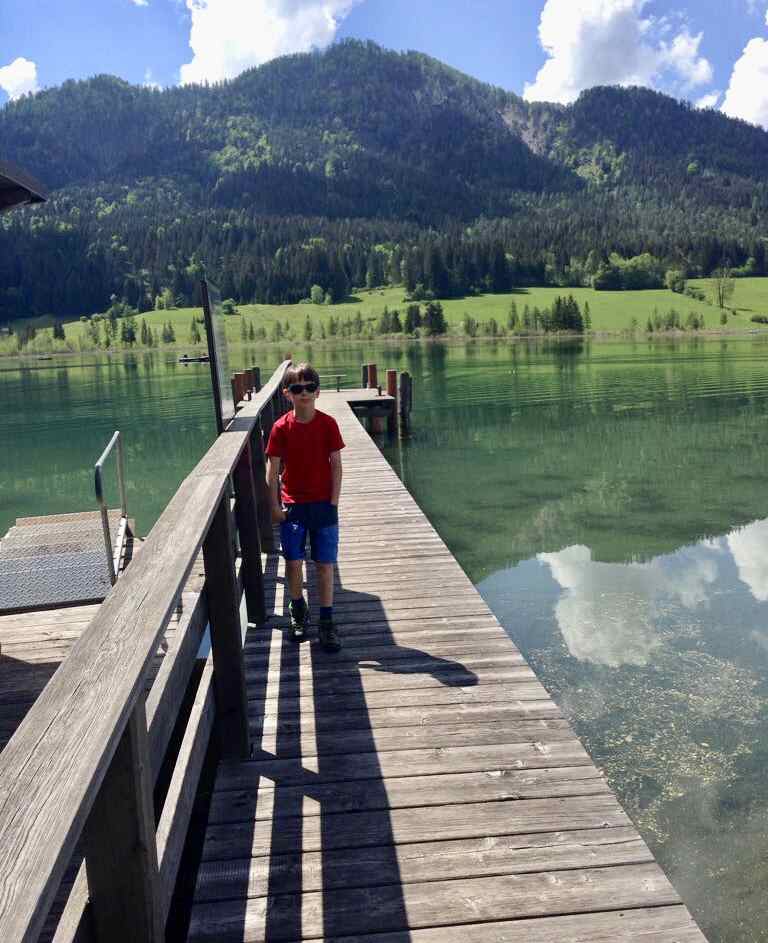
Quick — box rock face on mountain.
[1,39,767,320]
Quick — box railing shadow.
[209,553,479,941]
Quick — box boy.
[266,363,345,651]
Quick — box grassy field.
[688,276,768,319]
[4,278,768,357]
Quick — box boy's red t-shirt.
[266,409,345,504]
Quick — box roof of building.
[0,159,47,212]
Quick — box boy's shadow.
[207,556,479,940]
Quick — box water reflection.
[727,519,768,602]
[537,542,721,667]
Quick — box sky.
[1,0,767,128]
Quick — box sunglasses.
[287,381,318,395]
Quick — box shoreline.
[2,326,768,365]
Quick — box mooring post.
[231,373,247,410]
[367,362,378,389]
[386,369,398,435]
[399,371,412,435]
[361,363,369,389]
[251,366,262,393]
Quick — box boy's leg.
[286,559,305,600]
[280,511,308,641]
[310,512,341,652]
[316,562,334,607]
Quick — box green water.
[3,337,768,940]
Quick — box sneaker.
[318,618,342,652]
[289,599,308,641]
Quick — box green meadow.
[4,278,768,357]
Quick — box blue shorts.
[280,501,339,564]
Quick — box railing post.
[202,496,250,759]
[82,696,163,943]
[233,441,267,625]
[250,422,276,553]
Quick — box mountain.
[0,40,767,322]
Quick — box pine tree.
[304,316,313,341]
[404,303,421,333]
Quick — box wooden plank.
[201,794,630,862]
[249,700,563,737]
[207,767,610,825]
[246,719,574,762]
[203,497,250,760]
[195,827,649,902]
[275,907,707,943]
[233,441,267,625]
[145,592,208,778]
[157,663,215,924]
[247,678,549,715]
[187,863,680,942]
[215,738,593,793]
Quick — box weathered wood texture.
[187,390,708,943]
[0,362,291,943]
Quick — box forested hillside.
[1,39,767,323]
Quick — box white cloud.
[727,520,768,601]
[721,36,768,129]
[538,543,720,667]
[696,90,721,109]
[523,0,714,104]
[0,57,38,100]
[180,0,361,85]
[131,0,149,6]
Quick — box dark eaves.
[0,158,48,212]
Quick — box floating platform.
[0,510,131,614]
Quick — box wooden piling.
[361,364,369,388]
[367,363,378,389]
[399,371,412,434]
[387,369,398,435]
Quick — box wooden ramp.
[187,392,707,943]
[0,510,129,614]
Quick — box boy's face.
[284,379,320,407]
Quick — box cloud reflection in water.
[537,533,747,667]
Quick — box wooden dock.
[0,364,707,943]
[185,389,706,942]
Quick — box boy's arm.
[266,455,285,523]
[330,450,343,507]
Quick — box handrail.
[318,372,347,392]
[94,431,128,585]
[0,360,291,943]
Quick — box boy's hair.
[283,362,320,388]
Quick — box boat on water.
[178,353,210,363]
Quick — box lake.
[2,336,768,941]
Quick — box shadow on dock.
[188,555,478,941]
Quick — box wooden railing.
[0,360,291,943]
